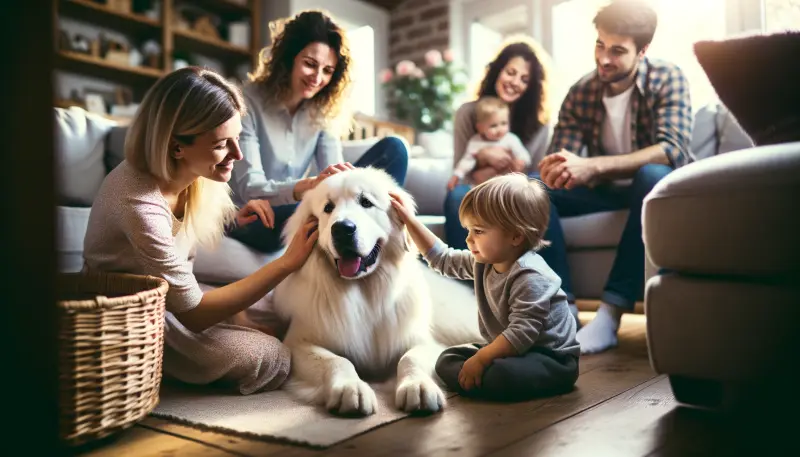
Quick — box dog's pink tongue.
[338,257,362,277]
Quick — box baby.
[447,96,532,190]
[391,174,580,402]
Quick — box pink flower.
[412,67,425,78]
[379,68,393,84]
[443,49,454,62]
[396,60,416,76]
[424,49,443,67]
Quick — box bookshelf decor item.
[54,0,262,111]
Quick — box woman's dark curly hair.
[476,35,552,144]
[249,10,351,129]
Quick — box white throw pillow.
[55,107,117,206]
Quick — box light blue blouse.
[230,84,343,207]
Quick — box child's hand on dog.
[389,192,413,225]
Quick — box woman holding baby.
[444,36,553,250]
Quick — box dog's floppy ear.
[281,192,314,245]
[389,186,417,253]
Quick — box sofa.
[643,32,800,408]
[55,101,753,301]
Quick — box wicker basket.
[57,271,169,447]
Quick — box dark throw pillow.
[694,31,800,146]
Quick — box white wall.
[289,0,390,117]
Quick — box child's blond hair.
[458,173,551,251]
[474,96,510,124]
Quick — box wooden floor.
[71,312,789,457]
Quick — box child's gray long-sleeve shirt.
[425,240,580,358]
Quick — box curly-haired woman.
[229,10,409,253]
[444,36,553,251]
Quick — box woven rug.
[152,380,456,448]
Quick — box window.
[550,0,727,110]
[469,21,503,83]
[347,25,375,116]
[762,0,800,32]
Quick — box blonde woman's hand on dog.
[279,217,319,272]
[236,199,275,228]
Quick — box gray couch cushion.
[643,142,800,276]
[405,157,451,216]
[105,125,128,172]
[193,236,283,285]
[646,273,798,380]
[55,107,117,206]
[57,206,91,272]
[560,210,627,249]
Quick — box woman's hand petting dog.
[293,163,355,200]
[236,199,275,228]
[280,217,320,272]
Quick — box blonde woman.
[228,10,409,253]
[83,67,318,394]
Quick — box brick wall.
[389,0,450,66]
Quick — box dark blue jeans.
[443,183,473,250]
[534,164,672,310]
[228,136,409,253]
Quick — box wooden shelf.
[55,50,164,86]
[173,28,251,61]
[186,0,251,17]
[59,0,161,36]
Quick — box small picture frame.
[85,93,107,115]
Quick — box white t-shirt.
[601,84,635,156]
[453,132,531,179]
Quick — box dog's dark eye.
[324,201,335,214]
[359,196,374,209]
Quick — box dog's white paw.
[325,377,377,416]
[395,376,445,413]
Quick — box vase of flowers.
[380,49,468,156]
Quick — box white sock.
[576,302,622,354]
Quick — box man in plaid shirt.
[536,0,693,354]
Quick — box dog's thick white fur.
[271,167,480,416]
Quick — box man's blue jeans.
[534,164,672,310]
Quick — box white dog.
[271,167,479,416]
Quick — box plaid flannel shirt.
[548,57,693,168]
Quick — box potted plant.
[380,49,468,156]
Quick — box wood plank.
[60,0,162,31]
[486,376,675,457]
[75,424,237,457]
[138,417,295,457]
[173,28,251,61]
[56,50,165,87]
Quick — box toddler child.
[391,173,580,402]
[447,96,532,190]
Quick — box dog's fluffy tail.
[421,266,484,346]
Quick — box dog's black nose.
[331,220,357,240]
